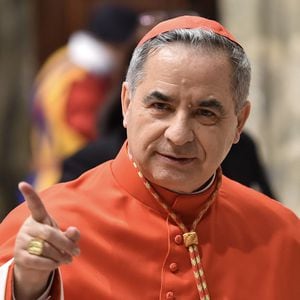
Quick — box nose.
[164,114,194,145]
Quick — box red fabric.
[4,264,13,300]
[51,270,62,299]
[138,15,240,47]
[65,74,110,140]
[0,142,299,299]
[4,264,61,299]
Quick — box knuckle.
[42,241,51,257]
[40,226,52,240]
[19,253,35,268]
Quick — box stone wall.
[0,1,36,220]
[219,0,300,215]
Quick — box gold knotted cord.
[128,151,221,300]
[183,231,198,247]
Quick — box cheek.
[198,126,236,158]
[126,113,154,150]
[130,112,164,139]
[217,129,237,159]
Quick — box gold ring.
[27,238,44,256]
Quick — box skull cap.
[137,15,241,48]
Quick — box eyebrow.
[144,92,226,114]
[143,91,171,104]
[196,99,226,115]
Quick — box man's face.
[122,43,250,193]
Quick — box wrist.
[13,265,52,300]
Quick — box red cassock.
[0,143,299,299]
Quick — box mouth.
[157,152,196,165]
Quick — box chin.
[151,172,192,192]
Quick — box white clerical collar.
[185,172,216,195]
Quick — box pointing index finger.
[18,181,50,224]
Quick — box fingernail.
[72,248,80,256]
[66,257,73,264]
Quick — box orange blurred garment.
[0,143,299,299]
[31,40,111,191]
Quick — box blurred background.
[0,0,299,221]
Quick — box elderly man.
[0,16,299,299]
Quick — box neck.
[190,172,216,194]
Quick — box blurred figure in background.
[29,3,138,191]
[222,130,276,198]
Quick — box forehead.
[147,43,230,77]
[138,43,233,99]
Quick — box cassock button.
[174,234,183,245]
[169,262,178,273]
[166,291,175,299]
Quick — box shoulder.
[216,176,299,255]
[42,160,114,216]
[0,161,113,235]
[219,175,299,227]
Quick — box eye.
[198,109,215,117]
[151,102,172,111]
[194,109,219,125]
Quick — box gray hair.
[125,28,251,112]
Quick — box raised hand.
[13,182,80,299]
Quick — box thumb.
[18,181,51,224]
[65,226,80,243]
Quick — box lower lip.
[156,153,196,166]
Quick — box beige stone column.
[219,0,300,215]
[0,0,36,220]
[267,0,300,214]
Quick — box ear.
[233,101,251,144]
[121,82,131,128]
